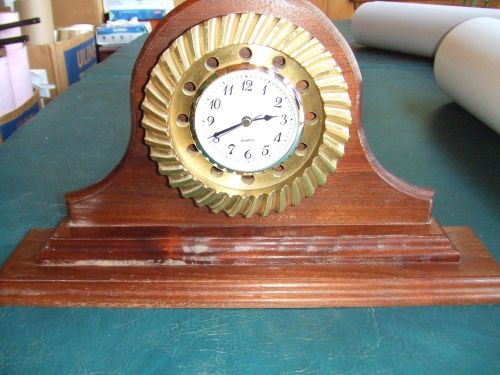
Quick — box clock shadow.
[352,45,432,68]
[427,102,500,207]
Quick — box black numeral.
[224,84,233,96]
[244,149,252,159]
[262,82,269,95]
[212,135,220,143]
[280,114,287,125]
[228,144,235,155]
[241,80,253,92]
[274,133,281,142]
[207,116,215,126]
[262,145,270,156]
[274,97,282,108]
[210,98,221,110]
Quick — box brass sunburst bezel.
[141,13,352,217]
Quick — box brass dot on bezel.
[272,56,286,69]
[273,165,285,177]
[296,80,309,92]
[140,13,352,218]
[296,143,308,156]
[187,144,198,154]
[242,175,255,185]
[306,112,318,125]
[211,166,223,177]
[239,47,252,60]
[177,114,189,127]
[205,57,219,70]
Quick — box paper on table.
[0,12,32,107]
[7,44,32,106]
[434,17,500,134]
[0,12,23,49]
[0,54,15,116]
[351,2,500,57]
[14,0,54,45]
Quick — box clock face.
[192,69,303,173]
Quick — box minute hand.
[209,115,276,139]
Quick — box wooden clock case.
[1,0,499,307]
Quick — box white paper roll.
[0,12,20,38]
[0,54,16,117]
[14,0,55,45]
[6,44,32,106]
[352,2,500,57]
[434,17,500,134]
[0,12,23,50]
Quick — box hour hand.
[253,114,277,121]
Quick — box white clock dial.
[192,69,303,173]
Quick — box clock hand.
[208,114,276,140]
[210,115,262,139]
[253,115,277,122]
[210,119,248,139]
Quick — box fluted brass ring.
[141,13,352,217]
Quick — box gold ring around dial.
[141,13,352,217]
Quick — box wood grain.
[1,227,499,307]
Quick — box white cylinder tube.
[0,12,21,38]
[0,12,33,106]
[352,2,500,57]
[6,44,33,106]
[0,12,23,50]
[0,54,16,117]
[14,0,55,45]
[434,17,500,134]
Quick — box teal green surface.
[1,21,499,374]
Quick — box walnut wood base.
[1,226,499,308]
[35,219,460,266]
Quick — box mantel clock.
[1,0,499,307]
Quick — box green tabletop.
[1,21,499,374]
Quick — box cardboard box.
[27,32,97,96]
[0,91,40,143]
[52,0,105,28]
